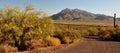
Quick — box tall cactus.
[114,13,116,28]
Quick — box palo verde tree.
[0,3,55,51]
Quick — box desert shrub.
[98,28,110,36]
[45,36,61,46]
[98,27,120,40]
[68,30,81,41]
[31,39,45,48]
[111,28,120,40]
[54,27,81,44]
[98,27,112,40]
[0,4,55,51]
[54,27,67,44]
[87,27,99,36]
[54,26,64,39]
[99,34,111,40]
[81,29,89,35]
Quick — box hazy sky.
[0,0,120,17]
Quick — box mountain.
[51,8,113,20]
[116,18,120,21]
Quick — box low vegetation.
[87,27,99,36]
[0,3,119,53]
[45,36,61,46]
[0,4,56,51]
[54,27,81,44]
[99,27,120,40]
[87,27,120,40]
[56,22,120,41]
[0,4,81,52]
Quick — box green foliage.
[98,27,120,40]
[87,27,99,36]
[68,30,81,41]
[54,27,81,44]
[111,28,120,40]
[0,4,55,51]
[44,36,61,46]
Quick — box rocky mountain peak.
[52,8,113,20]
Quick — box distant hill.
[51,8,113,21]
[117,18,120,21]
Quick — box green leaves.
[0,4,55,50]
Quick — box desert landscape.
[0,0,120,53]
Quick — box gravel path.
[53,36,120,53]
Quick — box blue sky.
[0,0,120,17]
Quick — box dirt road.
[53,36,120,53]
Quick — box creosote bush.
[54,27,81,44]
[98,27,120,40]
[45,36,61,46]
[87,27,99,36]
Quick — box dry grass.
[45,36,61,46]
[55,20,120,26]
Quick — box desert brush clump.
[111,27,120,40]
[44,36,61,46]
[98,27,120,40]
[0,4,55,51]
[68,30,81,41]
[87,27,99,36]
[54,27,81,44]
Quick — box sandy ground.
[52,35,120,53]
[21,35,120,53]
